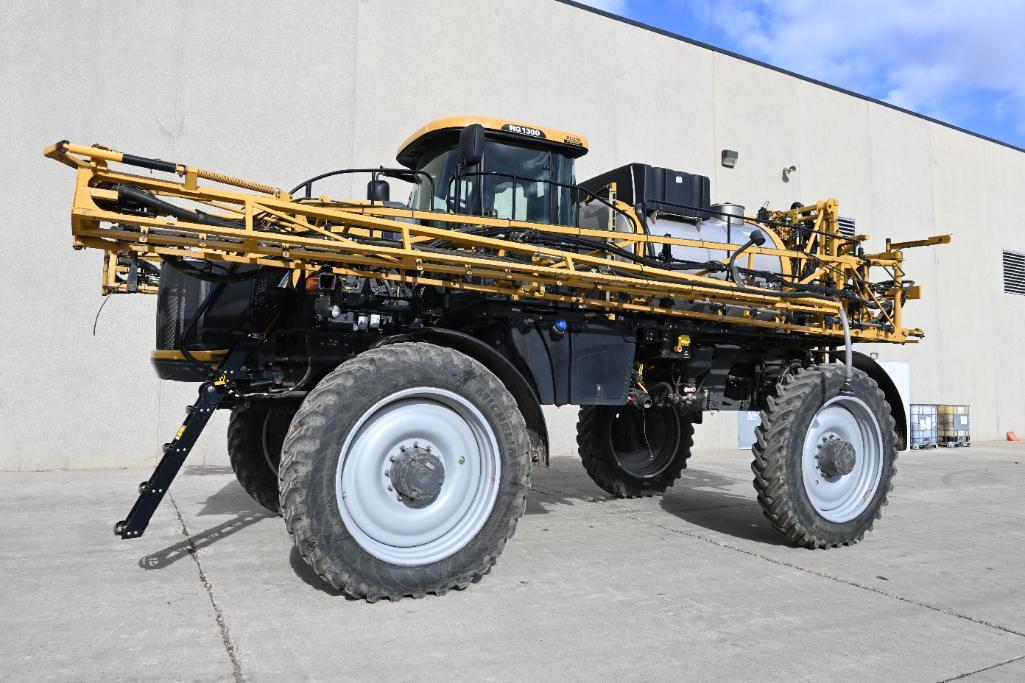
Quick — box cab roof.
[396,116,589,168]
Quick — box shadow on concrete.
[138,481,273,571]
[142,459,785,578]
[527,457,788,546]
[526,457,616,515]
[183,466,234,477]
[288,546,350,598]
[659,469,788,546]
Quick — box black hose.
[163,257,269,284]
[116,184,243,229]
[136,259,161,277]
[728,230,767,284]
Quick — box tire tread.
[576,405,694,498]
[751,365,898,548]
[278,343,530,601]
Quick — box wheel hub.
[390,445,445,507]
[816,436,857,478]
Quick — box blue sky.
[578,0,1025,150]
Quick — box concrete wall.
[2,0,1022,471]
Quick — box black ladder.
[114,337,258,539]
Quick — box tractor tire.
[752,364,898,548]
[577,404,694,498]
[278,342,531,601]
[227,401,298,514]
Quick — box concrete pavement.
[1,442,1023,681]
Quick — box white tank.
[576,201,785,320]
[647,203,783,280]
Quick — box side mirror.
[459,124,485,167]
[367,178,390,204]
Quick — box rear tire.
[227,401,298,514]
[577,404,693,498]
[278,343,531,601]
[752,364,898,547]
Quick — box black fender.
[373,328,550,465]
[851,352,908,451]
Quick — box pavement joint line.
[660,501,758,514]
[895,496,1025,522]
[628,514,1025,641]
[169,493,245,682]
[529,486,755,519]
[939,652,1025,681]
[625,501,760,518]
[531,484,600,501]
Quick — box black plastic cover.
[579,163,711,219]
[503,321,634,406]
[155,262,281,351]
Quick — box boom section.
[46,141,945,344]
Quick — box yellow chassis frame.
[46,142,948,344]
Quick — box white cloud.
[683,0,1025,133]
[576,0,631,16]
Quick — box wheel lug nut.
[458,456,465,465]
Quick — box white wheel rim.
[335,387,501,566]
[801,395,884,523]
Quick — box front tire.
[278,343,531,601]
[227,401,298,514]
[577,404,694,498]
[752,364,898,547]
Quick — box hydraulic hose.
[116,184,242,229]
[728,230,766,284]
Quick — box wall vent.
[1004,250,1025,296]
[838,216,856,238]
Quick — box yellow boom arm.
[46,141,947,344]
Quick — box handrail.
[444,169,644,234]
[289,167,435,204]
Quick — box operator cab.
[396,117,589,226]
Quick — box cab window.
[411,135,577,226]
[412,146,462,212]
[483,141,576,225]
[484,142,551,222]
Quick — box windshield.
[483,141,575,225]
[410,137,577,225]
[484,143,549,222]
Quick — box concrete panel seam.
[169,493,245,682]
[899,494,1025,523]
[938,653,1025,682]
[628,513,1025,640]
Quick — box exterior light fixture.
[782,165,797,182]
[721,149,738,168]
